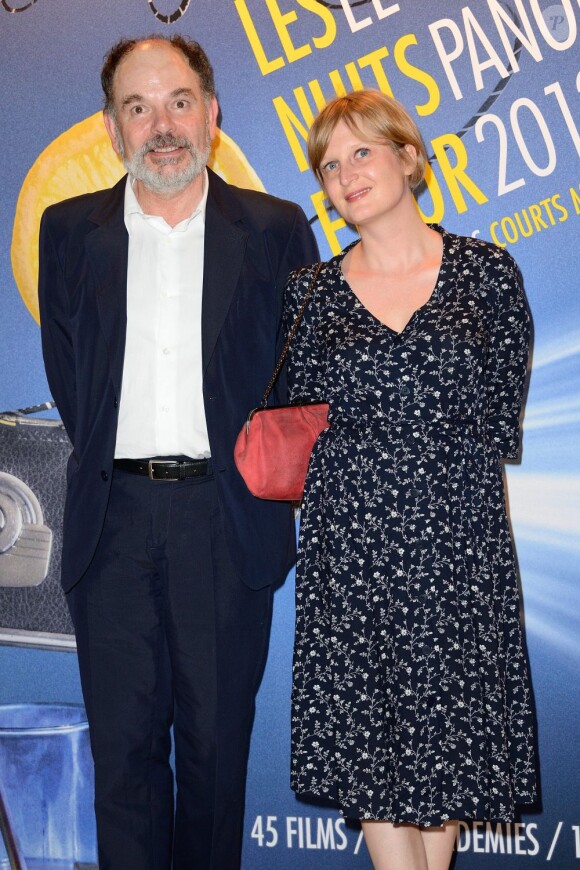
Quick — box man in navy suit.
[38,34,318,870]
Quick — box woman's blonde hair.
[307,89,427,190]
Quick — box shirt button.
[162,348,170,355]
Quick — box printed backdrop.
[0,1,578,867]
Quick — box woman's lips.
[345,187,371,202]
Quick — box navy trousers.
[67,467,272,869]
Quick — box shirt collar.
[124,169,209,231]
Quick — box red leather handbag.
[234,263,329,502]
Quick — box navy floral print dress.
[284,226,537,826]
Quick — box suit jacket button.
[101,470,109,481]
[114,397,118,408]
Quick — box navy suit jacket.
[38,169,319,593]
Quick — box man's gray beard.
[116,127,211,195]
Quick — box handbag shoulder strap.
[260,261,323,408]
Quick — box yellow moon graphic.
[11,112,266,324]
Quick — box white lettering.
[463,6,510,90]
[428,18,465,99]
[317,817,335,850]
[511,97,556,177]
[527,823,540,856]
[335,819,348,851]
[429,0,578,102]
[545,81,580,157]
[305,817,317,849]
[371,0,399,21]
[456,821,471,852]
[473,821,485,853]
[485,822,506,853]
[530,0,577,49]
[487,0,543,69]
[339,0,372,33]
[286,816,302,848]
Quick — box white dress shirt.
[114,172,210,459]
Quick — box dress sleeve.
[484,251,531,460]
[283,265,328,405]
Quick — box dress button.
[400,386,411,395]
[101,470,109,482]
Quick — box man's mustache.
[142,134,193,154]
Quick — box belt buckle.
[148,459,177,481]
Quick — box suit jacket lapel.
[85,177,128,399]
[202,170,248,373]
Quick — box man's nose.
[152,106,173,132]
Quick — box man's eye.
[131,105,145,115]
[175,100,187,109]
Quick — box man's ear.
[207,96,219,141]
[103,110,123,158]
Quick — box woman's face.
[318,119,415,228]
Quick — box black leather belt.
[113,458,210,481]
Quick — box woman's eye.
[356,148,370,158]
[323,161,338,174]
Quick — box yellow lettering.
[501,216,518,244]
[430,133,488,213]
[265,0,311,63]
[273,91,317,172]
[569,184,580,214]
[416,163,445,223]
[528,203,548,231]
[311,190,348,254]
[394,34,440,116]
[298,0,337,49]
[357,47,394,97]
[329,68,350,96]
[308,79,329,112]
[234,0,285,75]
[539,197,557,226]
[345,61,364,90]
[551,193,568,222]
[489,221,506,247]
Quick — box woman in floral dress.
[284,90,537,870]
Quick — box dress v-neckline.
[338,229,447,336]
